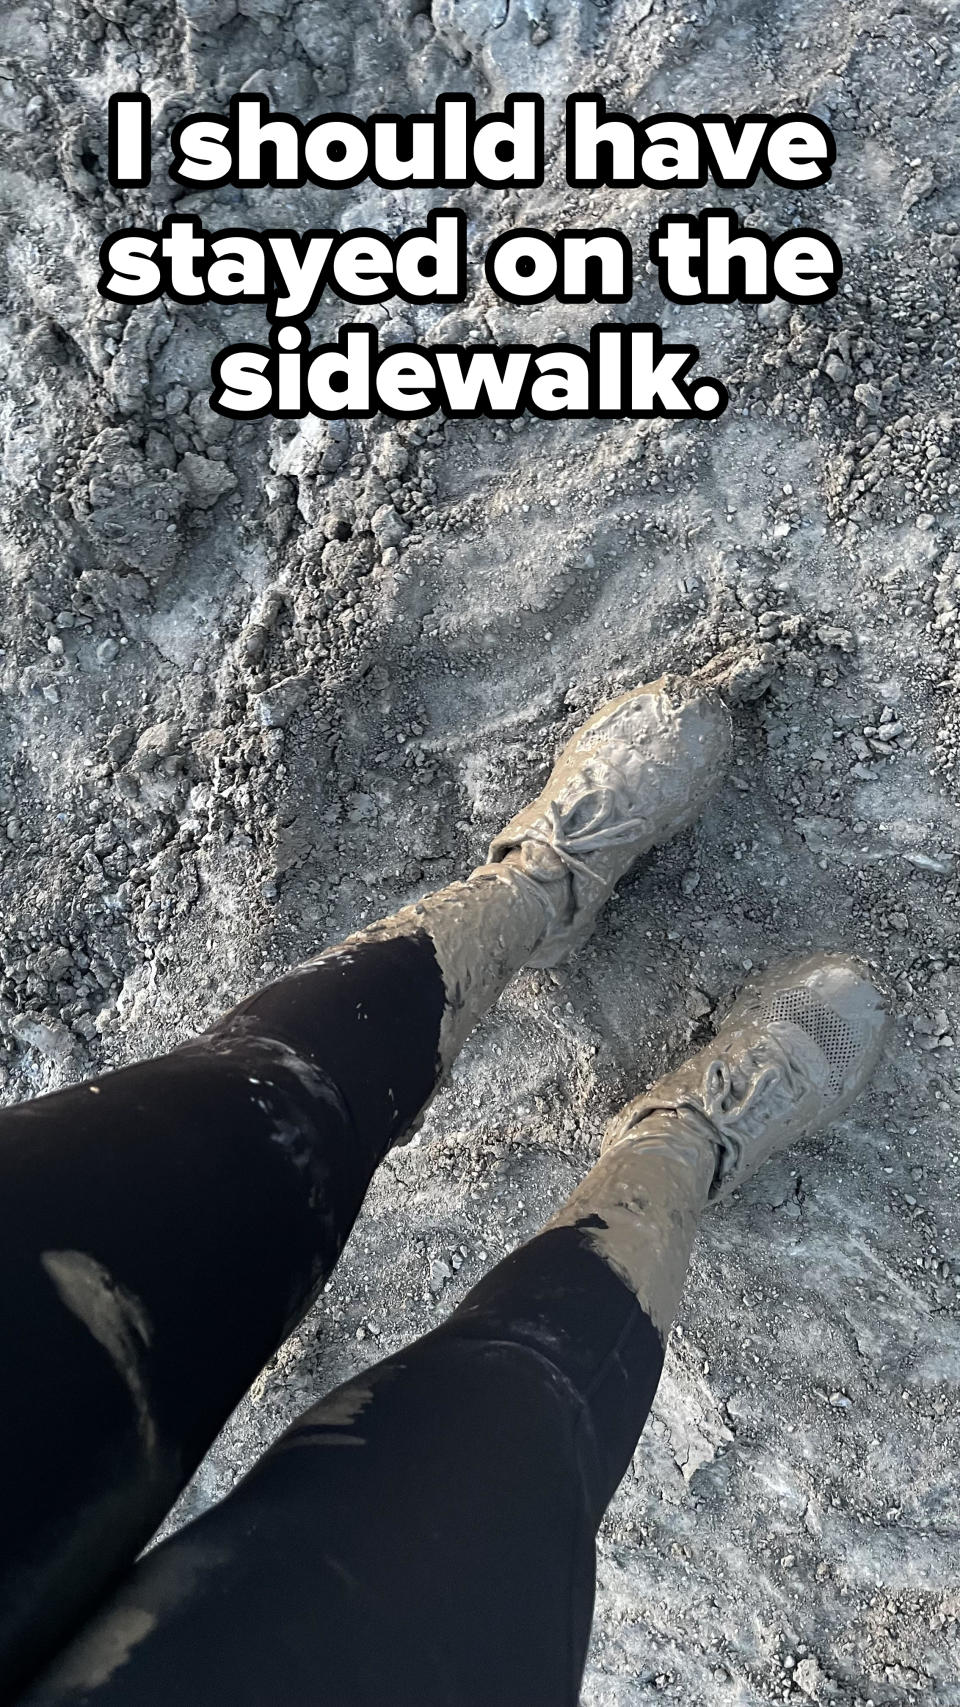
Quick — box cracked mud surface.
[1,0,959,1699]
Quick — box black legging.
[2,931,664,1706]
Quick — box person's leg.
[0,672,732,1698]
[0,877,552,1700]
[23,953,890,1707]
[19,1130,715,1707]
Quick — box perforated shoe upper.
[604,953,892,1199]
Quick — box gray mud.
[1,0,959,1700]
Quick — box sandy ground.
[2,0,960,1700]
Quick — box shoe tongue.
[615,1105,725,1156]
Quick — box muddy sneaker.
[602,953,893,1200]
[487,674,733,968]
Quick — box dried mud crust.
[1,0,959,1700]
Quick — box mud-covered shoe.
[487,674,733,968]
[602,953,893,1200]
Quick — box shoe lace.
[518,754,654,890]
[699,1031,813,1136]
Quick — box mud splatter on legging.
[2,883,710,1705]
